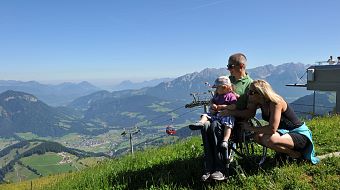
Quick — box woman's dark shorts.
[278,132,309,152]
[289,133,309,151]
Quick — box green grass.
[20,152,77,176]
[43,135,339,190]
[14,132,39,140]
[147,103,172,112]
[45,137,204,190]
[0,138,17,150]
[1,115,340,190]
[306,115,340,155]
[0,142,42,168]
[4,163,40,183]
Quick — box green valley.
[0,140,107,183]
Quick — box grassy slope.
[4,163,40,183]
[2,148,101,184]
[1,115,340,190]
[308,116,340,155]
[0,142,39,167]
[20,152,76,176]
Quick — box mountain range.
[69,63,311,111]
[290,91,335,116]
[0,80,100,106]
[0,90,108,137]
[0,79,176,107]
[1,62,333,138]
[109,78,173,91]
[133,62,310,102]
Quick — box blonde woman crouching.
[243,80,319,164]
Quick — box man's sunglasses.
[227,64,236,69]
[248,89,258,95]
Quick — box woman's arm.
[244,102,282,134]
[268,102,282,133]
[221,101,257,119]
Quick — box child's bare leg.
[221,127,232,148]
[223,127,232,142]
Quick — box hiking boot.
[210,171,225,181]
[188,122,204,130]
[201,172,211,182]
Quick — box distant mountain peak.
[0,90,38,103]
[4,95,38,103]
[111,78,173,91]
[119,80,133,85]
[0,80,101,106]
[78,81,94,86]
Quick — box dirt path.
[317,152,340,160]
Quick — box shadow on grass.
[108,156,206,189]
[107,155,284,189]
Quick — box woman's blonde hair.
[252,80,283,104]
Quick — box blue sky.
[0,0,339,86]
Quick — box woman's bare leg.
[258,133,301,158]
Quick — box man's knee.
[254,133,265,143]
[202,121,211,131]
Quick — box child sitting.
[189,76,237,148]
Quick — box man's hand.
[211,104,218,111]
